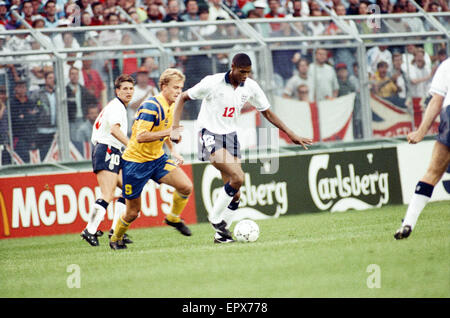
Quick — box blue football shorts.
[92,143,123,174]
[122,153,177,200]
[198,128,241,162]
[437,106,450,147]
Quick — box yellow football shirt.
[122,94,173,163]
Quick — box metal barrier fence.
[0,0,448,167]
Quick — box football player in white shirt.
[171,53,313,243]
[394,58,450,239]
[81,74,135,247]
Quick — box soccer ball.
[233,219,259,243]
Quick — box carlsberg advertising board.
[192,148,403,223]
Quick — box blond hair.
[158,68,185,90]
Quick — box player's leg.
[109,170,133,243]
[207,149,244,242]
[157,167,193,236]
[220,171,241,230]
[395,141,450,239]
[110,196,141,250]
[81,170,118,246]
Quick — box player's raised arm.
[170,91,191,143]
[261,108,313,149]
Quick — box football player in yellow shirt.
[109,68,192,249]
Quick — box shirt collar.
[116,96,127,108]
[224,70,244,87]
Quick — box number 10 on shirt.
[222,107,235,117]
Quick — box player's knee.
[177,181,193,197]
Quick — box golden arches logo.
[0,191,10,236]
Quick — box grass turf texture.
[0,201,448,298]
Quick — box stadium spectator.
[346,0,360,15]
[5,4,21,30]
[66,66,97,142]
[241,0,258,17]
[336,63,357,97]
[402,44,432,73]
[74,103,99,149]
[308,48,339,101]
[405,1,425,32]
[181,0,199,21]
[90,1,105,26]
[376,0,393,13]
[390,52,408,102]
[25,37,53,93]
[146,2,164,23]
[367,44,392,77]
[21,0,34,26]
[31,14,46,29]
[383,3,410,33]
[265,0,287,36]
[163,0,185,22]
[306,4,326,36]
[31,71,57,157]
[296,83,310,102]
[5,24,31,83]
[197,6,217,38]
[408,48,434,99]
[283,58,314,101]
[63,52,84,85]
[120,32,139,76]
[82,52,107,109]
[0,1,7,26]
[370,60,398,99]
[209,0,231,20]
[251,1,271,37]
[43,0,59,28]
[128,66,159,134]
[223,0,244,18]
[10,80,38,162]
[99,13,122,46]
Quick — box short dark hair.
[114,74,135,89]
[232,53,252,68]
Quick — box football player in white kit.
[395,58,450,239]
[171,53,313,243]
[80,74,135,246]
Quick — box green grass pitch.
[0,201,448,298]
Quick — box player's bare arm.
[165,138,184,165]
[136,127,172,143]
[261,109,313,149]
[110,123,129,147]
[407,93,444,144]
[170,92,191,142]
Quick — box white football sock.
[402,193,430,230]
[86,201,107,234]
[111,198,126,231]
[208,183,238,224]
[402,181,434,230]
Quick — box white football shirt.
[91,97,128,150]
[429,58,450,110]
[187,71,271,134]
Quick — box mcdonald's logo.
[0,191,10,236]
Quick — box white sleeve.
[107,103,122,127]
[429,59,450,97]
[248,80,271,112]
[187,75,215,100]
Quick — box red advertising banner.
[0,165,197,239]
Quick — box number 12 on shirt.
[222,107,235,117]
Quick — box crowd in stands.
[0,0,449,164]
